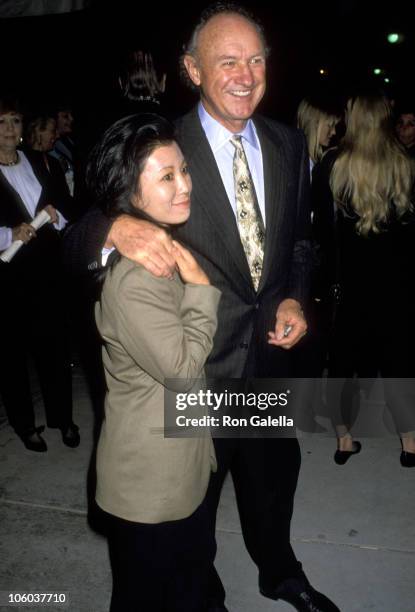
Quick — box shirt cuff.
[0,227,12,251]
[54,211,68,232]
[102,246,115,266]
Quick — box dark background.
[1,0,414,125]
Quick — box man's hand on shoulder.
[268,298,307,349]
[106,215,176,278]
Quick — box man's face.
[396,113,415,148]
[185,14,266,133]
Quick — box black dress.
[311,149,415,432]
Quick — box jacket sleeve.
[100,266,221,390]
[62,206,112,277]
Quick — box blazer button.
[254,303,259,310]
[239,342,249,349]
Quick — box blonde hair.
[330,94,414,235]
[297,98,340,163]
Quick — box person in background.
[0,94,79,452]
[89,113,220,612]
[297,96,342,178]
[312,92,415,467]
[395,102,415,159]
[50,103,76,195]
[117,49,166,114]
[25,112,75,221]
[293,95,343,385]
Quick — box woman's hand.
[172,240,210,285]
[43,205,59,224]
[12,223,37,244]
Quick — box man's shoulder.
[174,106,201,138]
[254,114,305,146]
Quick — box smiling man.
[64,3,339,612]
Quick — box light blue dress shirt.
[198,103,266,226]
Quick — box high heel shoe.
[19,426,47,453]
[400,451,415,468]
[334,441,361,465]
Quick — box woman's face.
[319,117,338,147]
[56,110,73,136]
[133,142,192,225]
[36,119,57,152]
[0,112,23,152]
[396,113,415,148]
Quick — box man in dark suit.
[65,4,339,611]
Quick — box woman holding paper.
[0,95,79,452]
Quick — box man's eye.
[250,57,264,65]
[162,173,174,181]
[182,165,189,175]
[223,60,236,67]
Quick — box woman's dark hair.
[87,113,176,220]
[118,50,165,102]
[86,113,176,278]
[0,94,23,116]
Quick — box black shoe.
[334,441,361,465]
[260,576,340,612]
[60,423,80,448]
[19,426,47,453]
[400,451,415,467]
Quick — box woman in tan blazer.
[87,114,221,612]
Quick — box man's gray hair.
[180,2,270,90]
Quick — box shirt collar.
[198,102,259,154]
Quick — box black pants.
[0,285,73,436]
[206,436,303,604]
[103,499,215,612]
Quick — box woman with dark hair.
[0,95,79,451]
[89,113,221,612]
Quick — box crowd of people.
[1,2,414,611]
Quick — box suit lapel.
[254,116,290,292]
[178,109,252,285]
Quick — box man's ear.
[183,54,201,87]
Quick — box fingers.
[145,241,176,278]
[268,326,307,349]
[44,205,58,224]
[108,216,176,278]
[14,223,36,243]
[172,240,192,264]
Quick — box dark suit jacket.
[0,150,69,310]
[64,106,311,378]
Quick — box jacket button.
[254,303,259,310]
[240,342,249,349]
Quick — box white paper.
[0,209,51,263]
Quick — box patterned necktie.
[231,135,265,291]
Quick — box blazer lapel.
[254,116,290,292]
[0,170,32,223]
[178,109,252,286]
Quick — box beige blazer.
[95,257,221,524]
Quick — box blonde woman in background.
[297,96,341,177]
[311,92,415,466]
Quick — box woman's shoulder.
[104,256,180,297]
